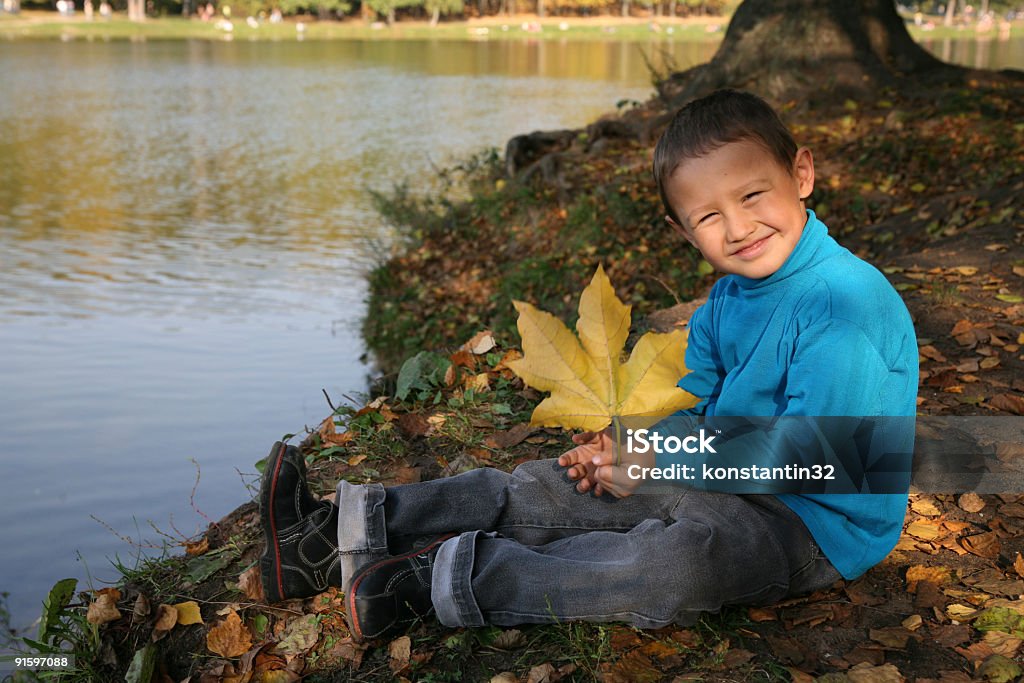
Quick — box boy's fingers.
[573,431,598,445]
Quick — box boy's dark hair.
[653,89,798,226]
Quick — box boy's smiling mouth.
[731,234,773,259]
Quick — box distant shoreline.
[0,10,730,41]
[3,9,1015,42]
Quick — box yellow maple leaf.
[506,265,698,432]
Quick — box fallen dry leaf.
[906,565,955,591]
[962,532,1001,559]
[902,614,923,631]
[670,630,701,649]
[507,265,697,432]
[786,667,815,683]
[980,357,1001,370]
[491,629,527,650]
[152,603,177,642]
[526,663,557,683]
[911,497,942,516]
[396,412,433,438]
[959,493,986,513]
[846,662,904,682]
[721,648,755,667]
[748,607,778,622]
[977,654,1023,682]
[132,593,151,624]
[465,372,490,392]
[956,358,980,373]
[982,630,1023,658]
[317,416,352,447]
[989,393,1024,415]
[484,423,536,450]
[207,609,253,658]
[955,641,997,665]
[174,601,203,626]
[86,588,121,626]
[238,565,263,602]
[185,537,210,556]
[906,520,944,540]
[259,670,300,683]
[600,650,661,683]
[275,614,319,657]
[869,626,913,649]
[388,635,411,674]
[463,330,496,356]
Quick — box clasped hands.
[557,428,654,498]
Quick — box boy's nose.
[724,216,756,242]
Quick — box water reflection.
[918,31,1024,70]
[0,38,704,636]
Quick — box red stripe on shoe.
[268,442,287,601]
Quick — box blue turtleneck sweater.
[678,210,918,579]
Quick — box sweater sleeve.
[654,318,912,494]
[675,300,723,417]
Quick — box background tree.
[276,0,351,18]
[425,0,460,25]
[364,0,418,24]
[653,0,973,110]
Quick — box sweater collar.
[731,210,826,290]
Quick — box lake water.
[0,37,716,641]
[0,33,1020,643]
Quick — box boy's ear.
[794,147,815,200]
[665,215,697,248]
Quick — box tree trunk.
[658,0,949,106]
[386,5,395,23]
[943,0,956,27]
[128,0,145,21]
[430,6,438,24]
[536,0,543,18]
[620,0,628,17]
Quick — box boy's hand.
[558,430,613,495]
[558,429,653,498]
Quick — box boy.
[259,89,917,641]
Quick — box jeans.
[336,458,840,629]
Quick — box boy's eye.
[743,191,763,201]
[696,212,718,226]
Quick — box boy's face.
[663,140,815,280]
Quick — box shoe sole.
[346,534,455,642]
[259,441,289,603]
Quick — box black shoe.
[259,441,342,602]
[346,534,453,641]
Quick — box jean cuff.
[336,480,388,593]
[432,531,486,628]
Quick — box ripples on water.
[0,37,702,635]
